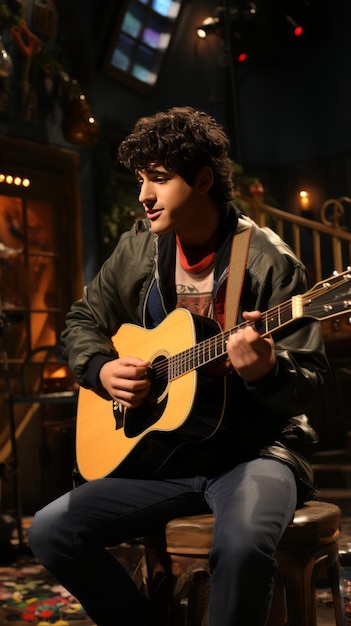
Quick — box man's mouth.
[146,209,163,221]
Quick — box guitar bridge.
[113,400,124,430]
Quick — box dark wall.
[1,0,351,279]
[237,1,351,166]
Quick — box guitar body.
[76,269,351,480]
[76,309,226,480]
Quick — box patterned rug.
[0,514,144,626]
[0,555,95,626]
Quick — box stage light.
[238,52,247,63]
[196,16,220,39]
[241,2,257,21]
[286,15,304,38]
[196,3,259,39]
[196,5,244,39]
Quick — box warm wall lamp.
[299,190,310,211]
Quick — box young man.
[28,106,329,626]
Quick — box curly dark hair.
[117,106,234,207]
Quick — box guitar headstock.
[302,268,351,321]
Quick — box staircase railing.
[244,195,351,450]
[246,195,351,283]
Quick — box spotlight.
[196,5,243,39]
[238,51,248,63]
[196,16,221,39]
[241,2,257,21]
[196,4,258,41]
[286,15,304,38]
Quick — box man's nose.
[139,181,155,205]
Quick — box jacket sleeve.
[239,225,331,418]
[245,321,330,417]
[60,224,155,392]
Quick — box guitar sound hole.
[124,354,168,438]
[147,354,168,402]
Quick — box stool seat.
[279,500,341,549]
[164,513,214,555]
[140,500,344,626]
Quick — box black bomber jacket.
[61,203,331,500]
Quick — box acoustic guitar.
[76,270,351,480]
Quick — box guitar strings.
[150,275,350,383]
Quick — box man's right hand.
[99,357,151,409]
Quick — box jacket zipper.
[141,235,168,326]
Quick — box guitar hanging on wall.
[76,269,351,481]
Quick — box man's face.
[137,166,201,238]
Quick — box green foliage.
[0,0,22,28]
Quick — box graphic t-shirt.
[175,246,214,318]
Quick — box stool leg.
[326,549,346,626]
[187,571,210,626]
[278,551,318,626]
[141,548,176,626]
[279,545,345,626]
[266,570,288,626]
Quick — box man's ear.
[196,166,214,193]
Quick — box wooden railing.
[246,196,351,283]
[244,196,351,449]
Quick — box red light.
[238,52,247,63]
[294,25,303,37]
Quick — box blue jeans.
[28,458,297,626]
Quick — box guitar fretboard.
[150,269,351,382]
[167,299,296,379]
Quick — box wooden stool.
[140,500,344,626]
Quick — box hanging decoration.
[0,0,100,146]
[10,17,39,120]
[0,34,12,77]
[60,72,100,147]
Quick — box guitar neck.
[163,268,351,381]
[168,296,300,380]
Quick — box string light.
[0,173,31,187]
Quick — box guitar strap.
[224,217,253,330]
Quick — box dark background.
[1,0,351,279]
